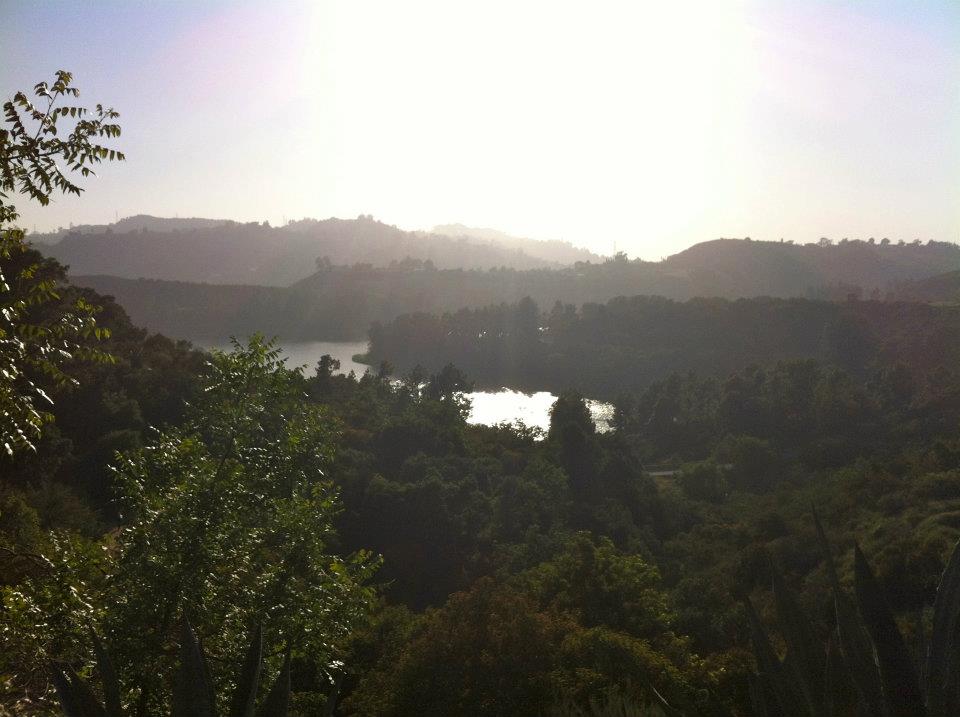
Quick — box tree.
[1,70,124,225]
[1,70,123,455]
[346,578,572,716]
[1,337,377,711]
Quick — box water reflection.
[465,388,613,434]
[212,340,614,434]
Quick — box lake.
[211,340,613,434]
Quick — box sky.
[2,0,959,259]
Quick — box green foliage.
[1,70,124,225]
[747,517,960,716]
[0,70,122,456]
[1,337,375,712]
[677,461,726,503]
[551,691,671,717]
[346,578,572,716]
[5,256,960,716]
[48,619,300,717]
[520,534,672,640]
[1,249,207,520]
[50,232,960,341]
[0,234,112,455]
[1,531,105,698]
[368,295,960,403]
[345,537,721,716]
[101,336,376,712]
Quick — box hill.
[70,237,960,343]
[71,275,292,341]
[26,214,230,243]
[433,223,602,265]
[891,269,960,304]
[366,294,960,399]
[42,215,570,284]
[661,237,960,298]
[46,218,960,297]
[71,259,688,341]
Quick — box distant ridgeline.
[366,295,960,400]
[38,214,587,284]
[35,215,960,290]
[64,227,960,344]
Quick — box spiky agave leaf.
[823,633,856,717]
[228,623,263,717]
[172,618,216,717]
[812,510,884,714]
[255,648,291,717]
[770,568,824,714]
[321,671,344,717]
[927,538,960,716]
[853,544,926,717]
[743,596,806,717]
[51,666,87,717]
[89,628,123,717]
[51,664,106,717]
[746,672,773,717]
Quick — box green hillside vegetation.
[5,246,960,714]
[70,238,960,343]
[26,214,230,243]
[42,215,571,285]
[7,67,960,717]
[892,269,960,304]
[367,294,960,399]
[433,222,603,265]
[664,237,960,299]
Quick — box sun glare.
[300,2,754,252]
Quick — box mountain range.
[58,219,960,342]
[36,215,595,284]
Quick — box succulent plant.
[50,619,311,717]
[747,511,960,717]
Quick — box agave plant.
[551,691,673,717]
[746,511,960,717]
[49,619,325,717]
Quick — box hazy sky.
[2,0,959,258]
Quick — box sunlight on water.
[465,389,613,434]
[216,340,614,434]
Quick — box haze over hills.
[660,237,960,299]
[432,223,603,265]
[70,235,960,343]
[891,269,960,304]
[37,215,591,284]
[27,214,231,243]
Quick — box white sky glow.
[2,0,958,258]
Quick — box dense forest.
[892,269,960,304]
[5,68,960,717]
[366,294,960,398]
[70,237,960,343]
[38,215,585,284]
[42,215,960,295]
[5,240,960,715]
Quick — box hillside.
[366,294,960,399]
[72,260,688,341]
[47,219,960,297]
[42,215,570,284]
[433,223,602,265]
[70,237,960,343]
[662,237,960,298]
[27,214,230,243]
[891,269,960,303]
[71,275,292,341]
